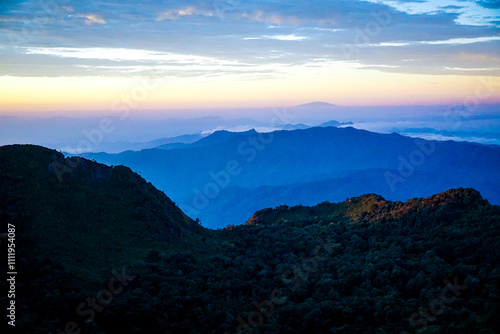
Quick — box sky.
[0,0,500,115]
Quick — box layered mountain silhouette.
[295,101,337,108]
[0,147,498,333]
[82,126,500,228]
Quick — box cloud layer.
[0,0,499,78]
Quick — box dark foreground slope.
[0,145,210,332]
[71,189,500,333]
[1,145,499,333]
[0,145,200,277]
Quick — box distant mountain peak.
[294,101,337,108]
[195,129,257,145]
[320,119,354,127]
[213,129,258,135]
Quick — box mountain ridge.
[246,187,488,227]
[80,126,500,228]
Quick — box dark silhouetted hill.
[0,145,201,281]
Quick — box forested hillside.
[1,145,498,333]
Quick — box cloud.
[443,66,499,72]
[1,0,499,79]
[244,34,308,41]
[22,47,239,64]
[156,6,215,21]
[366,36,500,47]
[477,0,500,9]
[81,14,106,25]
[241,10,300,25]
[363,0,500,26]
[62,6,75,13]
[13,46,287,79]
[0,16,20,22]
[156,5,301,25]
[420,36,500,45]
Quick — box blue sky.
[0,0,499,112]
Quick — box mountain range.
[81,126,500,229]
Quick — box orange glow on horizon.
[1,67,499,115]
